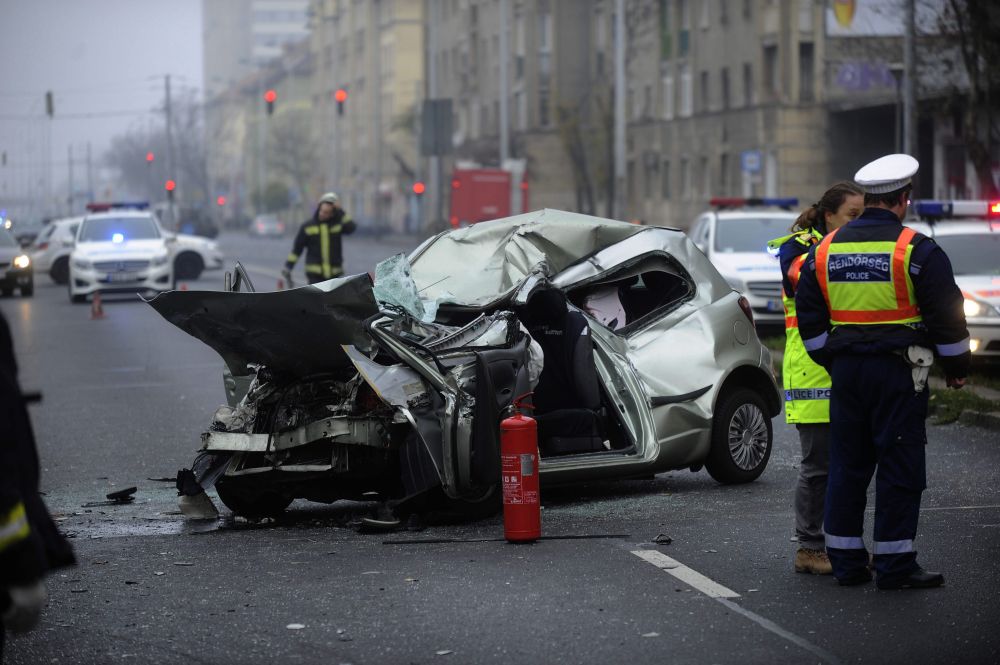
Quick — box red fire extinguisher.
[500,394,541,543]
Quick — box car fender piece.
[649,385,712,407]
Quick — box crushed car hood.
[147,274,378,377]
[408,209,646,307]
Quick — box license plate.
[106,272,137,282]
[766,299,782,312]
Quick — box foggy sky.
[0,0,202,209]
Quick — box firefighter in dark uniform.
[795,154,970,590]
[282,192,356,285]
[1,310,75,655]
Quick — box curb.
[957,410,1000,431]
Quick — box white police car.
[68,209,174,303]
[688,198,799,326]
[913,200,1000,358]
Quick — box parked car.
[0,226,33,297]
[31,216,83,284]
[687,198,800,327]
[912,200,1000,359]
[248,214,286,238]
[68,210,174,303]
[149,209,781,519]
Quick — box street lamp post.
[889,63,904,154]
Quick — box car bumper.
[1,266,33,289]
[70,263,173,296]
[967,320,1000,357]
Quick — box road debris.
[435,650,454,656]
[81,486,138,507]
[653,534,673,545]
[286,623,306,630]
[642,632,660,638]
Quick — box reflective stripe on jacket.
[773,229,830,424]
[815,226,922,326]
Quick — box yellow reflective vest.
[769,229,830,424]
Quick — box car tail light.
[738,295,755,326]
[36,242,49,250]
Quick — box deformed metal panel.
[202,416,383,452]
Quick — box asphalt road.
[2,230,999,665]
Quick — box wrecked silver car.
[149,209,781,520]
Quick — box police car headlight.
[13,254,30,269]
[151,253,169,266]
[72,257,92,270]
[963,299,982,317]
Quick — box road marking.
[630,549,740,598]
[631,549,842,665]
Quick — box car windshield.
[715,217,790,253]
[933,233,1000,275]
[79,216,159,242]
[0,228,17,248]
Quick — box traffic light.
[264,89,277,116]
[146,151,154,164]
[334,88,348,116]
[165,179,176,201]
[412,181,425,196]
[216,195,227,207]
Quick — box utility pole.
[903,0,916,160]
[427,0,441,230]
[86,141,94,201]
[613,0,626,220]
[164,74,177,229]
[373,0,384,234]
[67,144,73,215]
[499,0,510,166]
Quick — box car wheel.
[51,257,69,284]
[215,479,293,519]
[705,387,772,484]
[20,284,33,297]
[174,252,204,280]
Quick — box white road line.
[631,549,842,665]
[630,549,740,598]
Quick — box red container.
[500,411,541,543]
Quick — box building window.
[627,160,635,202]
[681,157,691,200]
[700,0,710,29]
[799,42,815,103]
[661,159,671,199]
[643,84,652,118]
[743,0,752,19]
[680,63,692,117]
[659,0,671,59]
[515,91,526,130]
[700,156,710,198]
[700,70,710,112]
[743,62,754,106]
[721,67,731,110]
[539,90,550,127]
[662,73,674,119]
[678,0,690,57]
[644,158,654,199]
[763,44,778,101]
[719,0,728,25]
[515,12,525,79]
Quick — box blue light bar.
[914,201,950,218]
[760,197,799,208]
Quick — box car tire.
[50,257,69,284]
[20,284,33,297]
[174,252,204,280]
[705,387,772,484]
[215,479,293,519]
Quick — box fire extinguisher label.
[520,453,534,476]
[502,454,523,504]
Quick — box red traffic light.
[145,151,155,163]
[264,89,277,103]
[164,179,176,192]
[412,182,426,195]
[216,195,227,206]
[334,89,348,103]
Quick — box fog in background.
[0,0,202,217]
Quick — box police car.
[688,198,798,326]
[68,207,174,303]
[913,200,1000,358]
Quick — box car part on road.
[173,251,204,280]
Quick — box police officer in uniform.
[795,154,970,589]
[768,181,864,575]
[282,192,356,285]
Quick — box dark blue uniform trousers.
[825,354,928,584]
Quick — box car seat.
[520,288,606,455]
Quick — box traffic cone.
[90,291,105,319]
[180,283,188,291]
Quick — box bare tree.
[266,109,319,207]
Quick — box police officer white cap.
[854,154,919,194]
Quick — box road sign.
[741,150,762,174]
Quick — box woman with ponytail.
[767,181,863,575]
